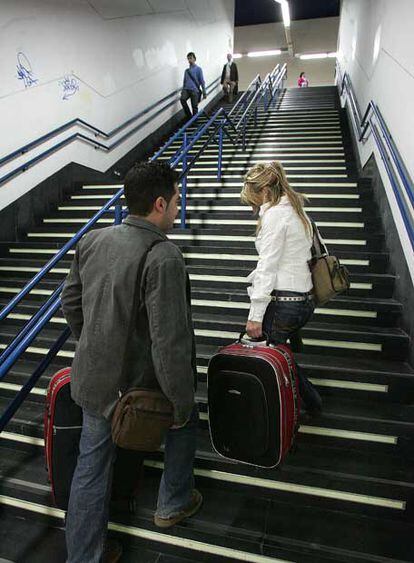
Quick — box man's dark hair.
[124,161,179,216]
[187,52,196,59]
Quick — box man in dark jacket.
[221,53,239,103]
[62,161,201,563]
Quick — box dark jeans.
[180,88,200,119]
[262,291,322,412]
[65,405,198,562]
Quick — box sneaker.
[154,489,203,528]
[103,539,123,563]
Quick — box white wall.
[337,0,414,281]
[234,17,339,89]
[0,0,234,211]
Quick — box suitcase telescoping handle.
[238,331,271,347]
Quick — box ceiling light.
[247,50,282,58]
[281,1,290,27]
[274,0,290,28]
[328,52,337,58]
[247,50,282,57]
[232,54,243,59]
[300,53,328,60]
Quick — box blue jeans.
[262,291,322,412]
[66,405,198,562]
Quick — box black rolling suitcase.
[44,367,144,512]
[208,339,300,468]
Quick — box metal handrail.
[0,188,124,322]
[0,77,220,187]
[151,109,208,161]
[236,73,271,128]
[227,73,263,118]
[0,64,287,431]
[163,72,268,168]
[364,102,414,209]
[337,63,414,250]
[171,66,286,176]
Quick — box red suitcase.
[44,368,144,511]
[207,338,300,468]
[44,368,82,509]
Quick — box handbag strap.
[119,237,166,390]
[310,219,329,259]
[185,68,201,91]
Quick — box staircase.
[0,86,414,562]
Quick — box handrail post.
[267,76,273,109]
[254,106,258,127]
[242,118,247,151]
[114,204,122,225]
[180,132,188,229]
[263,88,267,111]
[273,81,279,108]
[217,125,223,180]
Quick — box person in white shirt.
[241,161,322,413]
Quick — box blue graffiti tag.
[60,75,80,100]
[16,52,38,88]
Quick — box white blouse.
[247,197,313,322]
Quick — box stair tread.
[191,313,409,338]
[196,344,414,375]
[1,446,414,563]
[2,388,414,436]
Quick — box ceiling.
[235,0,340,27]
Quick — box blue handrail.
[337,63,414,251]
[165,73,264,165]
[227,73,263,118]
[0,77,220,188]
[0,187,124,323]
[0,64,287,432]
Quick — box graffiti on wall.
[60,75,80,100]
[16,52,38,88]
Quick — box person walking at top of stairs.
[180,52,207,119]
[221,52,239,103]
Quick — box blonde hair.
[241,161,312,236]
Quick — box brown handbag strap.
[310,219,329,259]
[119,237,166,391]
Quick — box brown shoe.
[154,489,203,528]
[103,539,123,563]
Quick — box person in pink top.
[298,72,309,87]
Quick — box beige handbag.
[309,222,350,306]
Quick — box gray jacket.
[61,216,197,425]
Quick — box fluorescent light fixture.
[232,53,243,59]
[328,52,338,58]
[247,49,282,58]
[300,53,328,60]
[281,1,290,27]
[274,0,290,28]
